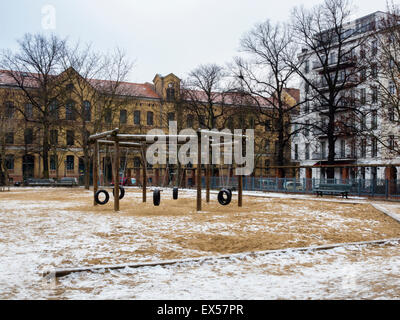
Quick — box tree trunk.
[42,125,50,179]
[327,112,336,180]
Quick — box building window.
[389,135,395,151]
[371,40,378,55]
[304,102,310,114]
[83,101,91,122]
[265,120,271,131]
[166,83,175,101]
[105,108,112,124]
[24,128,33,145]
[66,155,74,171]
[187,114,194,128]
[25,103,33,119]
[265,140,270,153]
[168,112,175,122]
[147,111,154,126]
[294,144,299,160]
[120,109,127,124]
[304,60,309,73]
[388,105,395,122]
[49,100,59,119]
[371,87,378,104]
[5,102,14,119]
[361,114,367,131]
[199,115,206,128]
[50,130,58,145]
[341,140,346,158]
[50,155,57,171]
[371,137,378,158]
[265,159,270,175]
[360,88,366,105]
[371,63,378,78]
[321,141,326,159]
[305,143,310,160]
[66,130,74,146]
[66,101,76,120]
[371,110,378,129]
[5,154,14,170]
[304,120,310,137]
[361,139,367,158]
[134,110,141,125]
[5,132,14,144]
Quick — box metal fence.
[201,176,400,199]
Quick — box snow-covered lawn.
[1,187,400,299]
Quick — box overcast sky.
[0,0,391,83]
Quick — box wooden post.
[206,164,211,203]
[197,131,202,211]
[114,140,120,212]
[142,145,147,203]
[238,172,243,208]
[93,141,98,206]
[237,135,244,208]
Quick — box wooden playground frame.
[89,128,247,212]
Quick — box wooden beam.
[89,128,119,142]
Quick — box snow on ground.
[1,187,400,299]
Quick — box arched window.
[66,101,76,120]
[49,100,59,119]
[166,83,175,101]
[83,101,91,122]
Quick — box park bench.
[314,183,352,199]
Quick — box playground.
[1,186,400,299]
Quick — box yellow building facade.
[0,70,298,186]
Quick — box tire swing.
[95,190,110,205]
[173,187,179,200]
[153,188,161,206]
[112,185,125,200]
[218,188,232,206]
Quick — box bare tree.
[0,88,19,187]
[60,43,133,188]
[290,0,369,178]
[182,64,232,131]
[230,20,303,177]
[0,33,68,179]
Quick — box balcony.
[312,54,357,72]
[312,152,357,161]
[316,75,358,92]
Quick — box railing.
[200,177,400,199]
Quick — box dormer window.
[166,83,175,101]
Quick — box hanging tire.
[153,188,161,206]
[112,186,125,200]
[95,190,110,205]
[227,188,233,197]
[173,187,179,200]
[218,189,232,206]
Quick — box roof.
[0,70,300,107]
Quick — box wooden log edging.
[43,237,400,279]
